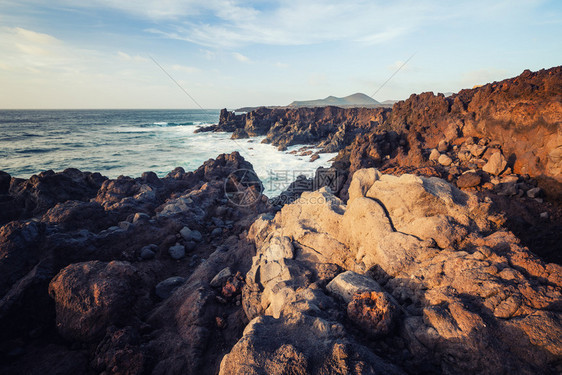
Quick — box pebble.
[169,243,186,260]
[540,212,549,219]
[180,226,192,241]
[527,187,542,198]
[438,154,453,166]
[211,227,223,237]
[191,230,203,242]
[140,244,157,260]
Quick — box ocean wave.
[141,121,201,128]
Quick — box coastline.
[0,66,561,375]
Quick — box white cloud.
[7,0,547,49]
[172,64,200,73]
[275,62,288,68]
[117,51,149,62]
[232,52,250,63]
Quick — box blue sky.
[1,0,561,109]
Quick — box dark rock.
[168,243,185,260]
[155,276,186,299]
[48,261,140,342]
[140,244,157,260]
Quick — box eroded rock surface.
[222,168,562,374]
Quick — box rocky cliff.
[205,67,561,201]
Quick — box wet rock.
[168,243,185,260]
[347,291,398,337]
[155,276,186,299]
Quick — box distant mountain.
[288,93,380,108]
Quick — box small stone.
[438,154,453,166]
[185,241,196,251]
[155,276,186,299]
[540,212,549,219]
[482,152,508,176]
[496,182,517,196]
[180,226,192,241]
[468,144,487,158]
[527,187,542,198]
[140,244,157,260]
[210,267,232,287]
[437,140,449,153]
[191,230,203,242]
[457,172,481,188]
[429,149,440,161]
[211,227,223,237]
[168,243,186,260]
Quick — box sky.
[0,0,561,109]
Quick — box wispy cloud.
[232,52,250,63]
[6,0,549,49]
[172,64,201,73]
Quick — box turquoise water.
[0,109,337,196]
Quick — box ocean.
[0,109,337,197]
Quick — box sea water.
[0,109,337,197]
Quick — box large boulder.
[48,261,142,341]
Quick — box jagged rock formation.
[0,152,270,375]
[338,67,562,201]
[196,106,390,152]
[222,169,562,374]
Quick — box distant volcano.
[288,93,380,107]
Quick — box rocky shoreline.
[1,66,561,374]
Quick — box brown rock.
[457,172,481,188]
[347,291,398,337]
[48,261,141,342]
[482,152,508,175]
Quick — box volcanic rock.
[483,151,508,175]
[48,261,141,342]
[347,291,398,337]
[456,171,481,188]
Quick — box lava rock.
[155,276,186,299]
[457,172,481,188]
[168,243,185,260]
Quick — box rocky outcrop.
[338,66,562,201]
[0,152,271,375]
[222,169,562,374]
[198,106,390,152]
[0,168,106,226]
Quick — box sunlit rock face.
[221,168,562,375]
